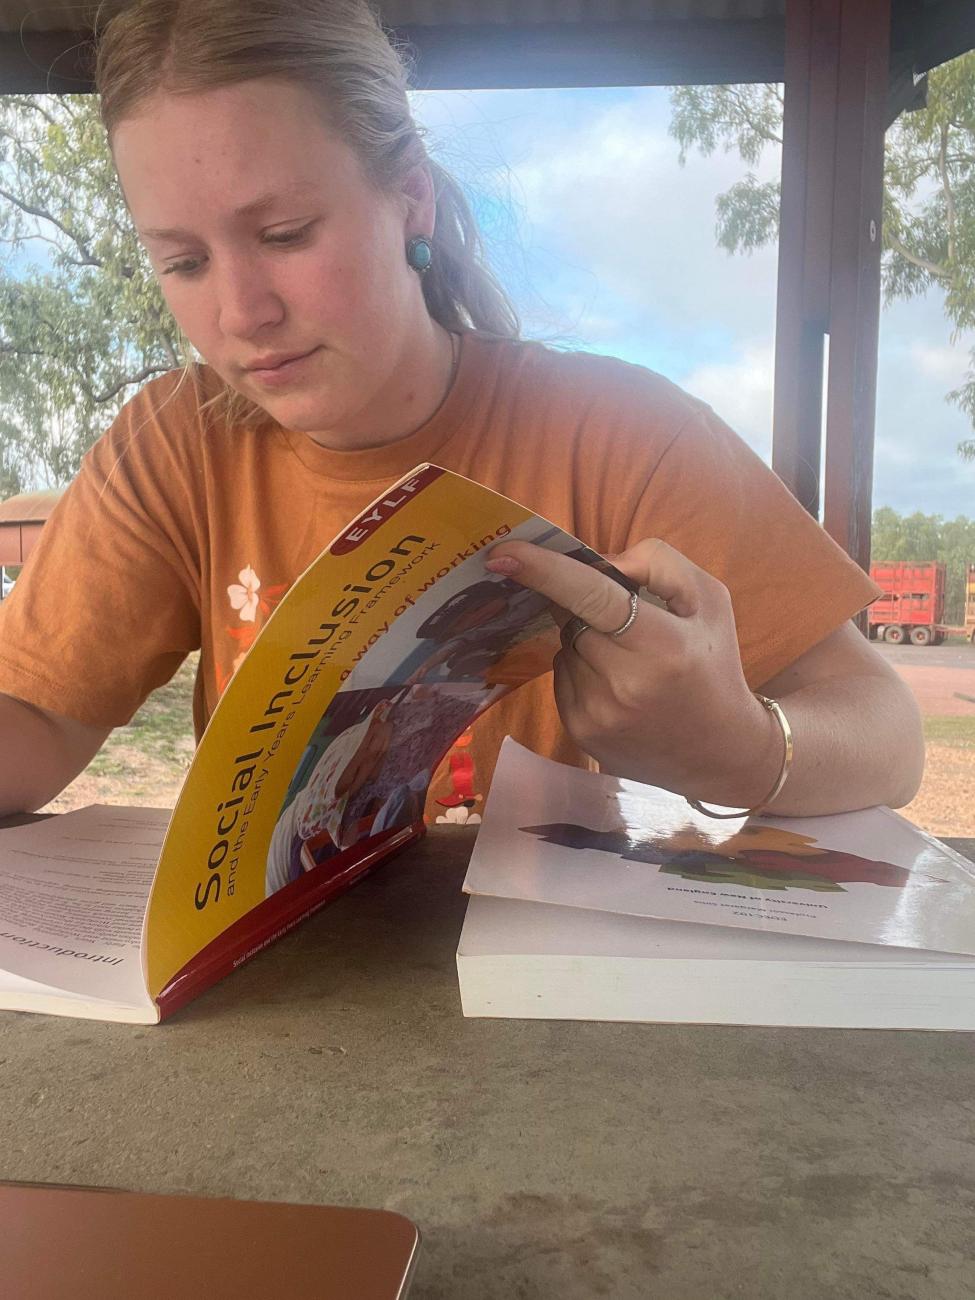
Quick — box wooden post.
[772,0,891,576]
[772,0,841,519]
[821,0,891,572]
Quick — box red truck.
[868,560,975,646]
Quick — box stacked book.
[457,739,975,1030]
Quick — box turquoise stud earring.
[406,236,433,273]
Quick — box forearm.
[751,671,924,817]
[484,540,922,820]
[0,693,109,816]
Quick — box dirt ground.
[884,659,975,716]
[902,744,975,838]
[45,745,191,814]
[879,649,975,837]
[45,649,975,839]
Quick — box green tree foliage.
[0,95,185,493]
[872,504,975,624]
[669,54,975,454]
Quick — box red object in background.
[435,730,482,809]
[868,560,975,647]
[869,561,944,641]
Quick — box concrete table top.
[1,826,974,1300]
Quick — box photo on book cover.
[259,517,614,897]
[265,680,501,894]
[351,518,571,690]
[518,821,921,893]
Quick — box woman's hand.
[485,538,784,807]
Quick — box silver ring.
[561,615,590,652]
[608,590,640,637]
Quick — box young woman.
[0,0,923,821]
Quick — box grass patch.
[87,654,197,780]
[923,716,975,748]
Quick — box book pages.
[0,807,166,1007]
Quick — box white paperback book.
[457,739,975,1030]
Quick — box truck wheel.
[873,625,885,642]
[885,625,906,644]
[910,627,932,646]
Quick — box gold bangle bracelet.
[686,693,794,820]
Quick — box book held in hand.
[0,466,629,1022]
[457,739,975,1030]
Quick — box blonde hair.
[93,0,519,432]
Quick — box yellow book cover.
[0,465,628,1022]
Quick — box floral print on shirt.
[433,729,483,825]
[215,564,289,696]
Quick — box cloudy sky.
[6,84,971,518]
[413,85,975,520]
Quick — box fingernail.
[485,556,522,576]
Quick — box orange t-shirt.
[0,331,879,820]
